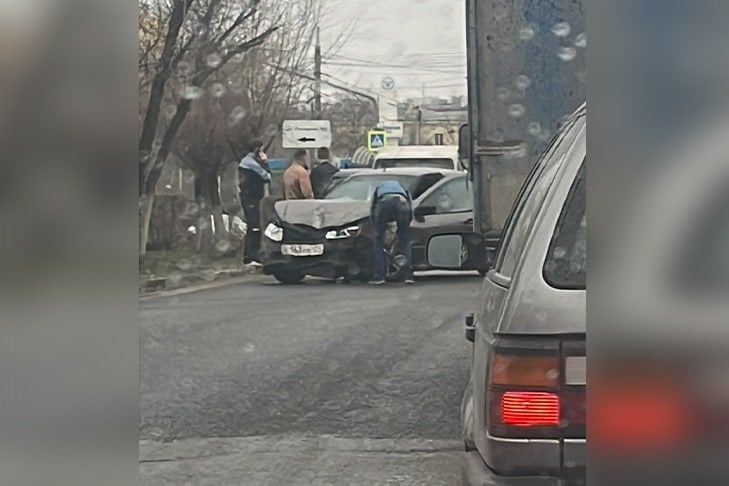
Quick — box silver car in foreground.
[428,103,586,485]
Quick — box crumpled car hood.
[274,199,370,229]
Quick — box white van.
[372,145,463,171]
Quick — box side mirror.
[458,124,470,168]
[427,234,465,269]
[413,205,436,222]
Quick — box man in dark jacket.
[310,147,339,198]
[238,140,271,265]
[369,180,414,285]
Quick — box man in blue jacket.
[238,140,271,265]
[370,180,414,285]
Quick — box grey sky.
[319,0,467,103]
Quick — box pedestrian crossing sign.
[367,130,387,151]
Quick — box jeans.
[242,200,261,263]
[372,195,413,280]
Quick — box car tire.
[272,271,305,285]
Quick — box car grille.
[279,222,325,243]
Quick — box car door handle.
[463,218,474,225]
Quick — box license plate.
[281,244,324,256]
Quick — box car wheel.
[462,380,477,451]
[272,271,305,284]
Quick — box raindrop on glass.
[496,87,511,101]
[546,369,560,380]
[514,75,531,90]
[164,105,177,118]
[177,61,193,77]
[209,83,225,98]
[243,343,256,353]
[181,377,195,388]
[168,272,183,285]
[493,3,508,20]
[551,22,571,38]
[508,104,526,118]
[527,122,542,136]
[206,52,222,68]
[180,86,203,100]
[538,128,551,141]
[573,32,586,48]
[230,106,247,122]
[519,24,537,42]
[557,46,577,62]
[232,52,245,63]
[183,171,196,184]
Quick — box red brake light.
[502,391,560,426]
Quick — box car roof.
[337,167,463,177]
[373,145,458,158]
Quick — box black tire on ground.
[272,271,305,284]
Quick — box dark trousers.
[242,199,261,264]
[372,195,413,279]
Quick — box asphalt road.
[140,272,482,485]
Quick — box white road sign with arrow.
[282,120,332,148]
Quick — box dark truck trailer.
[462,0,585,252]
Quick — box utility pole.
[314,27,322,119]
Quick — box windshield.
[373,158,454,170]
[324,174,418,201]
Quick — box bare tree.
[174,101,230,255]
[138,0,279,258]
[321,94,378,155]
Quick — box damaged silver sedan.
[260,168,488,284]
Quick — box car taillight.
[487,343,585,439]
[502,391,560,426]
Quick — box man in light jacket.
[282,149,314,200]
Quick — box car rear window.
[374,158,454,170]
[324,174,418,201]
[543,161,586,289]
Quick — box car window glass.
[496,116,583,279]
[543,160,586,289]
[411,174,444,199]
[422,177,473,213]
[325,174,417,201]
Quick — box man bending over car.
[369,180,414,285]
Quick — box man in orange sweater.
[283,149,314,200]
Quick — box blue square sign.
[367,130,387,151]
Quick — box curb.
[139,268,260,295]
